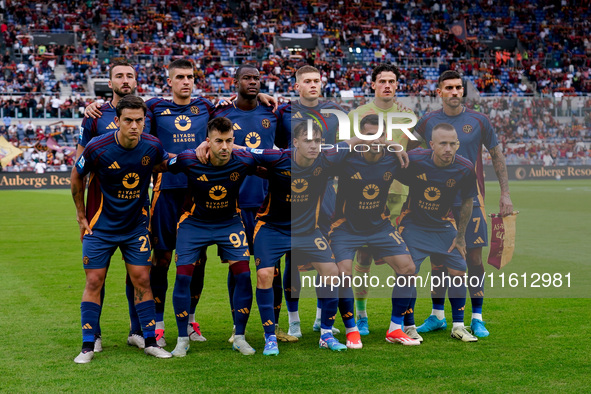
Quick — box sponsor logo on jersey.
[417,173,427,181]
[245,132,261,148]
[233,123,241,130]
[291,178,308,193]
[209,185,227,200]
[108,161,120,169]
[123,173,140,189]
[197,174,208,181]
[474,237,485,244]
[175,115,191,131]
[351,172,362,180]
[293,112,303,118]
[106,122,118,130]
[362,184,380,200]
[160,109,171,115]
[251,148,264,155]
[424,186,441,201]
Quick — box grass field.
[1,180,590,392]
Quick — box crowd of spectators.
[0,0,589,97]
[0,0,590,171]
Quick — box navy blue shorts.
[398,221,466,272]
[240,207,258,253]
[175,215,249,266]
[150,188,186,251]
[82,227,152,269]
[253,221,290,270]
[291,229,335,271]
[330,221,410,263]
[452,205,488,249]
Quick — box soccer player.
[210,64,296,343]
[278,65,345,338]
[347,63,416,337]
[145,59,215,346]
[412,70,513,337]
[330,114,420,347]
[71,95,172,363]
[167,117,258,356]
[397,122,479,342]
[74,59,148,351]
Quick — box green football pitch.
[1,180,590,392]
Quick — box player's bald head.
[431,123,457,142]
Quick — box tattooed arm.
[448,197,474,260]
[489,145,513,216]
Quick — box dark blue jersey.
[415,107,498,205]
[167,149,257,222]
[397,148,477,228]
[247,148,292,231]
[212,102,281,209]
[333,152,401,233]
[75,132,168,233]
[79,101,153,147]
[280,100,344,147]
[291,141,350,235]
[147,97,215,190]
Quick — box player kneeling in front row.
[168,117,260,356]
[397,123,478,342]
[71,96,172,363]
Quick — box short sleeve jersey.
[167,149,257,222]
[291,142,350,235]
[415,107,498,206]
[75,132,168,233]
[146,97,215,190]
[397,148,477,228]
[348,100,415,196]
[333,152,401,233]
[211,102,281,209]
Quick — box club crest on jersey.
[363,184,380,200]
[462,124,473,134]
[383,172,393,181]
[83,256,89,265]
[261,119,271,128]
[245,132,261,148]
[230,172,240,181]
[209,185,227,200]
[142,156,150,166]
[313,167,322,176]
[446,179,456,188]
[424,186,441,201]
[291,178,308,193]
[123,173,140,189]
[190,106,200,114]
[175,115,191,131]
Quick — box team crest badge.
[261,119,271,128]
[230,172,240,181]
[190,106,200,114]
[83,256,89,265]
[255,258,261,267]
[142,156,151,166]
[383,172,393,181]
[446,179,456,188]
[313,167,322,176]
[462,124,473,134]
